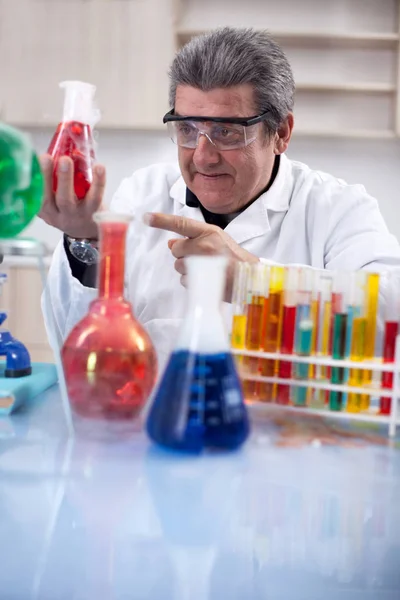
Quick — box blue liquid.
[146,351,249,452]
[294,304,310,349]
[293,320,313,406]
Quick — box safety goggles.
[163,109,272,151]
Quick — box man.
[40,27,400,368]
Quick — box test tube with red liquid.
[277,267,300,404]
[380,273,400,415]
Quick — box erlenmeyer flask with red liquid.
[61,212,158,433]
[48,80,100,200]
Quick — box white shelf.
[295,82,396,93]
[292,129,397,139]
[173,2,400,140]
[176,28,400,48]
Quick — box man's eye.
[219,128,235,137]
[177,124,194,136]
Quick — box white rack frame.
[232,335,400,438]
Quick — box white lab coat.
[42,153,400,370]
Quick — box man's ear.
[274,113,294,155]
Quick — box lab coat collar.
[169,153,293,244]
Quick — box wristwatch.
[66,235,99,265]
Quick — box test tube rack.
[232,336,400,438]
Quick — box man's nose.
[193,133,221,165]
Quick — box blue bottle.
[0,273,31,377]
[146,256,249,452]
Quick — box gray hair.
[168,27,295,133]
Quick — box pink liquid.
[380,321,398,415]
[48,120,95,200]
[277,305,296,405]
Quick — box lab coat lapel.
[225,154,293,245]
[170,175,206,223]
[224,198,271,245]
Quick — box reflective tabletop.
[1,386,400,600]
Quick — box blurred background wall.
[2,0,400,361]
[2,0,399,247]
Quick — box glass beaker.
[48,81,99,200]
[61,212,158,426]
[146,255,249,452]
[0,123,43,238]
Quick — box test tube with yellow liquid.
[347,272,367,413]
[311,273,333,408]
[361,273,380,410]
[258,265,284,402]
[243,263,269,400]
[309,270,320,381]
[231,262,249,350]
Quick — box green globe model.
[0,123,43,238]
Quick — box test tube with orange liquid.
[258,265,284,402]
[242,263,269,400]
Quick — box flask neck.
[60,81,99,127]
[97,221,128,300]
[186,257,226,312]
[176,256,229,354]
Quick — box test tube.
[231,262,249,350]
[311,273,333,407]
[380,273,400,415]
[243,263,269,399]
[277,266,300,405]
[295,268,313,332]
[309,270,320,380]
[347,272,367,413]
[361,273,380,410]
[293,319,313,406]
[329,272,350,411]
[292,268,314,406]
[258,265,284,402]
[245,262,268,349]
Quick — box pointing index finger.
[144,212,209,238]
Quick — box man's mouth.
[196,172,226,178]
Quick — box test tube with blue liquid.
[146,255,249,452]
[329,272,351,411]
[293,268,314,406]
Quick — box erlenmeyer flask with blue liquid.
[146,255,250,452]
